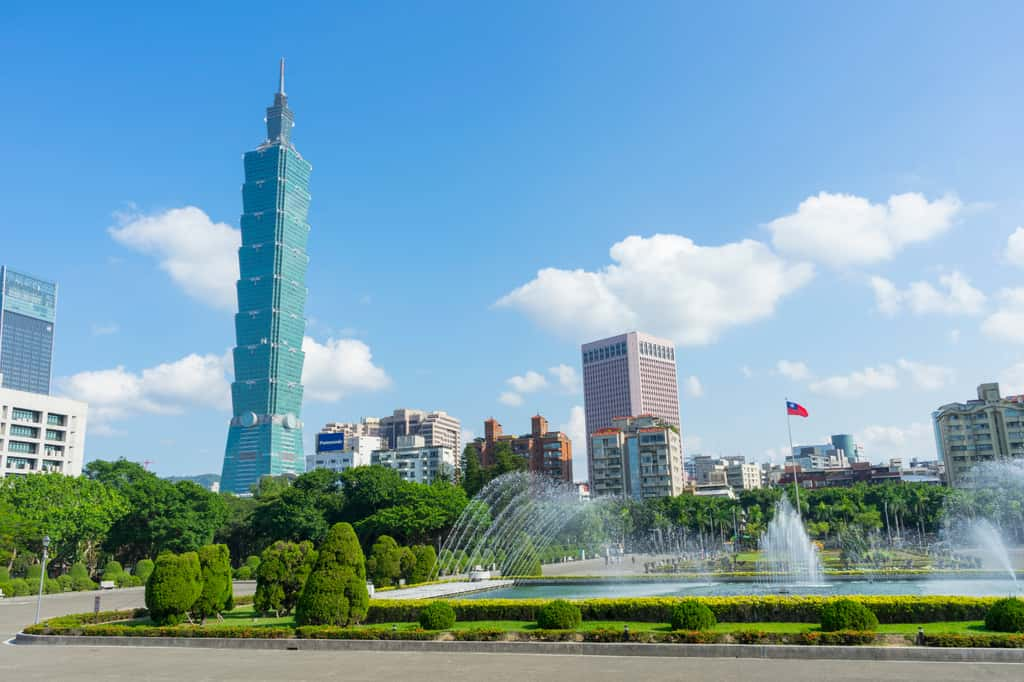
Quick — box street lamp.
[34,535,50,624]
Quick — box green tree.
[366,535,402,586]
[191,544,233,624]
[253,540,317,617]
[295,523,369,626]
[460,445,485,497]
[490,441,527,476]
[145,552,202,625]
[339,466,405,522]
[213,494,258,564]
[355,480,468,545]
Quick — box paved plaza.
[2,587,1023,681]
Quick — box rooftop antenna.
[279,57,286,96]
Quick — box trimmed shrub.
[145,552,202,625]
[670,599,717,631]
[192,544,232,623]
[69,563,89,580]
[8,578,31,596]
[245,555,260,571]
[72,576,97,591]
[103,561,124,578]
[409,545,437,585]
[418,600,456,630]
[134,559,155,583]
[985,598,1024,633]
[233,566,252,580]
[0,567,9,582]
[366,535,402,587]
[536,600,582,629]
[25,564,42,582]
[44,577,62,594]
[57,574,74,592]
[820,599,879,632]
[254,540,317,617]
[399,547,416,584]
[295,523,369,626]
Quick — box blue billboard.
[316,433,345,452]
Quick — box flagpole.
[786,399,801,515]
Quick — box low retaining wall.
[14,632,1024,663]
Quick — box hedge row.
[26,623,294,639]
[919,633,1024,648]
[364,596,998,625]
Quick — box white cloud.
[557,405,587,481]
[982,288,1024,343]
[90,322,120,336]
[548,364,581,393]
[1007,227,1024,267]
[60,352,232,425]
[684,375,703,398]
[301,336,391,402]
[776,360,811,381]
[507,370,548,394]
[498,391,523,406]
[858,422,934,462]
[1000,362,1024,395]
[740,365,754,379]
[870,271,986,317]
[767,192,961,268]
[109,206,241,310]
[496,234,813,345]
[809,364,900,398]
[897,359,954,390]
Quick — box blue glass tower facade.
[0,267,57,395]
[221,61,311,494]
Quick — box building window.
[45,429,65,442]
[7,441,37,454]
[11,408,41,423]
[47,413,66,426]
[9,424,39,438]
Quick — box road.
[2,586,1023,681]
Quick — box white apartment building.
[0,386,87,477]
[306,435,381,474]
[371,435,457,484]
[378,408,461,453]
[589,415,684,500]
[726,461,762,491]
[934,382,1024,487]
[581,331,681,484]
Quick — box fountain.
[758,497,824,585]
[969,518,1018,587]
[433,471,587,579]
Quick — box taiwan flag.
[787,401,809,418]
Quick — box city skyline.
[5,4,1024,479]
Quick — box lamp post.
[35,535,50,624]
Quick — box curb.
[13,632,1024,662]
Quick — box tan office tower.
[581,331,682,488]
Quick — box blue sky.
[5,2,1024,478]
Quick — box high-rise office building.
[581,331,681,486]
[221,61,312,494]
[0,267,57,395]
[934,382,1024,487]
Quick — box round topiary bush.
[145,552,203,625]
[72,576,97,591]
[536,599,582,629]
[820,599,879,632]
[69,563,89,581]
[418,600,456,630]
[134,559,155,583]
[103,561,124,578]
[8,578,31,596]
[669,599,717,631]
[234,566,252,580]
[985,598,1024,633]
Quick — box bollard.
[916,626,925,646]
[622,625,630,642]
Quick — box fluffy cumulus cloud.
[60,352,232,425]
[496,234,813,345]
[685,375,704,398]
[558,405,587,481]
[1007,227,1024,267]
[776,360,811,381]
[982,288,1024,343]
[498,391,524,406]
[858,422,934,462]
[897,359,954,390]
[548,364,582,393]
[301,336,391,402]
[809,364,900,398]
[507,370,548,393]
[109,206,241,310]
[870,271,986,317]
[767,192,961,268]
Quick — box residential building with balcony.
[467,414,573,481]
[589,415,683,500]
[371,435,457,484]
[934,382,1024,487]
[0,385,86,477]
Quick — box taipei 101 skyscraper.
[221,60,311,494]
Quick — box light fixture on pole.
[35,534,50,624]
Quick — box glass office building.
[221,61,311,494]
[0,267,57,395]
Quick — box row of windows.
[639,341,675,361]
[583,342,627,364]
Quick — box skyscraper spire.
[265,58,294,146]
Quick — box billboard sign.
[317,433,345,452]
